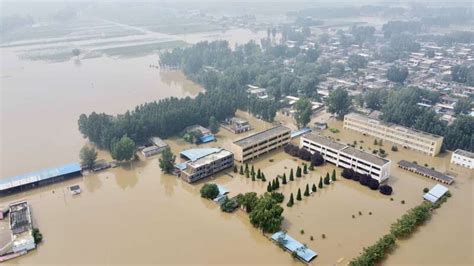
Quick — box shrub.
[221,197,238,213]
[200,183,219,199]
[310,151,325,167]
[352,173,361,182]
[296,188,302,201]
[322,234,326,239]
[296,166,302,177]
[401,200,405,204]
[300,229,305,234]
[310,236,314,241]
[267,182,272,192]
[341,168,355,179]
[233,165,238,173]
[349,234,395,266]
[324,173,331,185]
[312,183,317,192]
[270,192,285,203]
[304,184,310,196]
[391,145,398,152]
[379,185,393,195]
[368,178,380,190]
[298,148,312,161]
[32,228,43,244]
[287,193,294,207]
[284,144,299,157]
[359,174,370,186]
[423,187,429,193]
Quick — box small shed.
[213,184,230,203]
[271,231,317,263]
[423,184,449,203]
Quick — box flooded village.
[1,1,473,266]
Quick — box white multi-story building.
[300,133,391,182]
[343,112,444,157]
[451,149,474,169]
[178,148,234,183]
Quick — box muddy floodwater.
[1,27,473,265]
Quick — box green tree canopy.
[326,88,352,119]
[79,145,97,169]
[200,183,219,199]
[208,116,220,134]
[249,193,284,233]
[159,147,176,173]
[294,98,312,128]
[111,135,135,162]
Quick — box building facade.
[179,148,234,183]
[231,125,291,163]
[451,149,474,169]
[343,112,444,157]
[300,133,391,182]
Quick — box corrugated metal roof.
[271,231,317,263]
[0,163,81,191]
[180,148,221,161]
[200,134,216,143]
[291,128,311,138]
[424,184,448,203]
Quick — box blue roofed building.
[0,163,82,195]
[271,231,317,263]
[176,148,233,183]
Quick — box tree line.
[78,89,238,150]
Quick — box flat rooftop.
[233,125,291,148]
[303,133,389,166]
[341,146,390,166]
[345,112,443,141]
[302,133,347,150]
[454,149,474,159]
[150,137,168,148]
[0,163,82,192]
[187,149,233,168]
[398,160,454,183]
[9,201,32,235]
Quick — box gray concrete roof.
[454,149,474,159]
[233,125,291,147]
[303,133,389,166]
[302,133,346,150]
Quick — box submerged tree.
[159,147,176,173]
[249,193,284,233]
[304,184,310,196]
[111,135,136,162]
[297,188,302,201]
[287,193,295,207]
[208,115,220,134]
[200,183,219,199]
[331,169,337,181]
[79,145,98,169]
